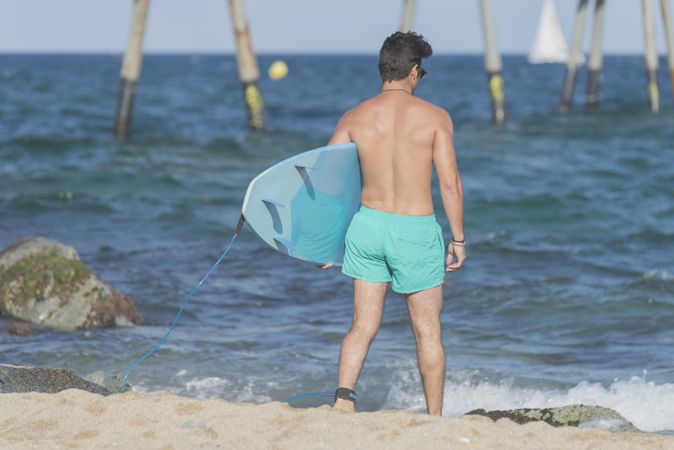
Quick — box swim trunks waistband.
[358,204,436,224]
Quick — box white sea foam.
[386,368,674,432]
[234,384,273,403]
[184,376,232,398]
[643,269,674,281]
[182,374,273,402]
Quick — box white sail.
[528,0,570,64]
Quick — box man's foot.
[333,398,356,412]
[333,387,357,412]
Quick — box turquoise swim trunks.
[341,205,445,294]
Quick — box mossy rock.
[465,404,639,432]
[0,364,111,395]
[0,236,141,332]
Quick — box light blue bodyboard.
[241,142,361,265]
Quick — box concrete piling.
[586,0,605,108]
[560,0,589,113]
[399,0,417,32]
[478,0,505,124]
[660,0,674,100]
[114,0,150,139]
[227,0,265,130]
[642,0,661,112]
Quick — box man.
[322,31,466,416]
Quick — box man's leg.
[334,278,388,412]
[405,284,445,416]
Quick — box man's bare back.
[329,91,451,216]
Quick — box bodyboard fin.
[294,166,316,199]
[262,199,284,233]
[273,236,294,255]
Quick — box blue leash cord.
[118,216,245,393]
[117,214,348,406]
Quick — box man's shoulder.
[350,96,378,111]
[415,97,451,119]
[342,98,377,121]
[408,99,452,133]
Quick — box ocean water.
[1,54,673,433]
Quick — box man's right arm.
[431,110,466,271]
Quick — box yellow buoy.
[268,60,288,80]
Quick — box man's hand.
[446,243,467,272]
[317,262,334,269]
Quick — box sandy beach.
[0,390,672,450]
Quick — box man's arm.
[327,110,353,145]
[318,110,353,270]
[432,110,466,271]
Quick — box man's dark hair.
[378,31,433,83]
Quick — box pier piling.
[399,0,417,32]
[586,0,605,108]
[478,0,505,124]
[560,0,589,113]
[114,0,150,139]
[227,0,265,130]
[642,0,661,112]
[661,0,674,100]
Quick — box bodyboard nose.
[240,142,361,265]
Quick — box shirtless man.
[323,32,466,416]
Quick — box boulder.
[465,404,639,432]
[0,364,110,395]
[1,319,38,336]
[0,236,141,332]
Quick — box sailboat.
[528,0,571,64]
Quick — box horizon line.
[0,50,659,57]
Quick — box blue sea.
[1,54,673,433]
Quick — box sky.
[0,0,670,54]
